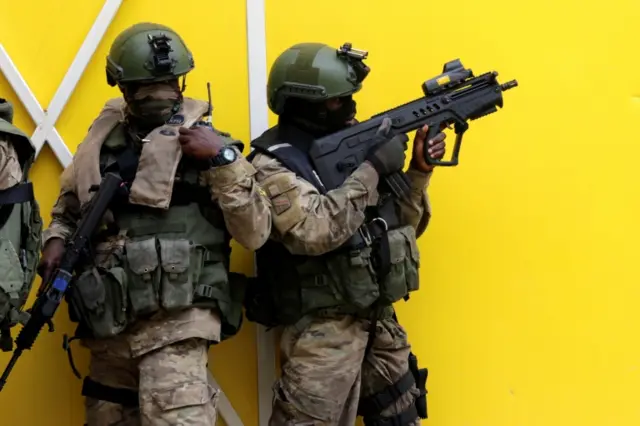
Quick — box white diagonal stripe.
[30,0,123,159]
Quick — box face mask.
[322,97,357,132]
[124,82,181,126]
[283,96,357,135]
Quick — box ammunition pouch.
[125,236,203,316]
[70,266,129,339]
[328,224,421,309]
[69,203,245,341]
[248,223,420,327]
[378,225,420,305]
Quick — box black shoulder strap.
[100,141,140,184]
[251,126,327,194]
[0,182,34,230]
[0,182,34,206]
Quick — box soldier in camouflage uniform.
[246,43,446,426]
[0,98,42,354]
[37,23,271,425]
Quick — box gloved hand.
[37,238,65,284]
[365,117,409,176]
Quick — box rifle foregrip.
[14,313,45,351]
[423,120,464,167]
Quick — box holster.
[409,352,428,419]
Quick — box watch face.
[222,147,236,162]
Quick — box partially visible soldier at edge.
[245,42,446,426]
[0,98,42,356]
[37,23,271,425]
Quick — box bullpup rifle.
[310,57,518,199]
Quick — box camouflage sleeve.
[42,164,82,246]
[396,166,433,238]
[0,137,23,190]
[202,146,272,250]
[252,152,379,256]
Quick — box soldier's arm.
[252,152,379,256]
[395,166,432,238]
[42,164,82,246]
[203,146,272,250]
[0,137,23,190]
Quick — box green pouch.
[125,237,160,316]
[159,238,200,311]
[0,237,25,323]
[402,226,421,293]
[297,260,343,314]
[379,225,421,303]
[72,266,128,338]
[326,248,379,310]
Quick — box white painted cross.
[0,2,246,425]
[0,0,123,168]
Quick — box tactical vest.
[246,125,421,327]
[67,99,245,342]
[0,119,43,351]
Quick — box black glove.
[365,117,409,176]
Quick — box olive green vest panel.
[246,128,421,327]
[69,118,243,342]
[0,122,42,335]
[251,224,420,327]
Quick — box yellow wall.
[0,1,258,425]
[2,0,640,425]
[263,0,640,425]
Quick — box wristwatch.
[209,146,237,167]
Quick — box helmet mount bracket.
[147,33,175,74]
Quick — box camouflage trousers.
[83,336,219,426]
[270,315,421,426]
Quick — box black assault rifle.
[0,172,124,392]
[309,59,518,199]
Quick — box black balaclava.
[281,95,357,137]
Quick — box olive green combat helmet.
[106,22,195,87]
[267,42,371,115]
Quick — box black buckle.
[358,217,388,248]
